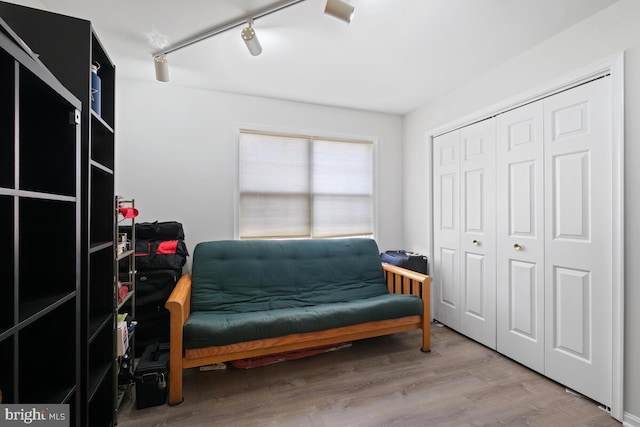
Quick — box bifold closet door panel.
[433,130,461,330]
[433,118,497,349]
[496,101,545,374]
[543,77,613,407]
[458,120,496,349]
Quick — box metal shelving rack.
[114,195,136,422]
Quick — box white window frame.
[234,124,379,240]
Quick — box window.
[239,130,374,239]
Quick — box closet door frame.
[426,53,624,420]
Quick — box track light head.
[324,0,354,24]
[151,0,356,77]
[154,54,169,82]
[241,20,262,56]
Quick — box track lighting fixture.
[324,0,354,24]
[152,0,357,81]
[241,20,262,56]
[154,54,169,82]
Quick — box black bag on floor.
[380,250,429,275]
[134,343,169,409]
[134,269,180,356]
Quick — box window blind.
[239,131,373,239]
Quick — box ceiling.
[17,0,619,114]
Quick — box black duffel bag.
[120,221,185,241]
[380,250,429,275]
[135,239,189,272]
[119,238,188,273]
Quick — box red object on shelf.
[119,285,129,301]
[119,207,139,218]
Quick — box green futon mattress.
[183,293,422,349]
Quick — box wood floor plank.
[116,325,620,427]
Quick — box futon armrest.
[381,262,432,338]
[382,262,431,298]
[165,273,192,405]
[165,274,191,355]
[166,273,192,326]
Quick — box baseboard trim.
[624,411,640,427]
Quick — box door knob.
[472,240,479,246]
[514,243,522,250]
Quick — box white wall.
[115,80,404,264]
[403,0,640,421]
[9,0,44,8]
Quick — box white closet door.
[543,77,612,406]
[459,120,496,349]
[433,131,460,330]
[496,101,545,373]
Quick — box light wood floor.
[116,324,620,426]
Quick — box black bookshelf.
[0,14,81,427]
[0,3,116,426]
